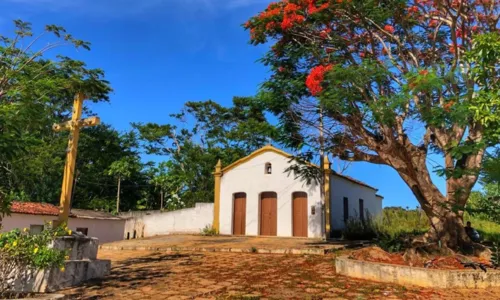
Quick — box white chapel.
[213,145,383,238]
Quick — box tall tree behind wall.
[133,97,278,207]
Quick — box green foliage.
[200,225,218,236]
[466,184,500,224]
[482,148,500,187]
[0,20,116,208]
[342,207,500,252]
[106,156,142,180]
[491,243,500,269]
[246,0,500,246]
[464,213,500,243]
[0,225,68,293]
[342,215,377,241]
[134,97,277,207]
[375,207,429,237]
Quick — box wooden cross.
[53,93,101,225]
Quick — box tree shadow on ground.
[62,252,197,299]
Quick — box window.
[265,163,272,174]
[359,199,365,221]
[30,225,44,235]
[343,197,349,222]
[76,227,88,235]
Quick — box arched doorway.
[260,192,277,236]
[292,192,308,237]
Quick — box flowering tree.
[246,0,500,250]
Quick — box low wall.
[120,203,214,239]
[336,256,500,288]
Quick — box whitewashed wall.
[121,203,214,238]
[1,213,126,243]
[330,175,383,230]
[219,151,323,238]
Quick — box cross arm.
[53,116,101,132]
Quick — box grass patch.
[465,213,500,242]
[342,208,500,251]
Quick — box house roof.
[10,201,125,220]
[11,201,59,216]
[221,144,379,192]
[71,209,124,220]
[331,171,378,191]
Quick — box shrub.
[342,207,500,252]
[342,214,377,240]
[0,224,69,294]
[200,225,218,236]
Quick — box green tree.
[482,148,500,189]
[134,97,277,207]
[148,162,175,210]
[106,156,143,213]
[0,20,110,212]
[245,1,500,249]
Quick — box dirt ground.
[62,250,500,299]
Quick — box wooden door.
[233,193,246,235]
[260,192,277,236]
[292,192,308,237]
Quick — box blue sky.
[1,0,450,208]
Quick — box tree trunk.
[380,145,478,252]
[160,189,164,211]
[116,176,121,213]
[426,207,469,249]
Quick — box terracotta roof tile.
[11,201,60,216]
[10,202,125,220]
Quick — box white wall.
[1,213,125,244]
[330,175,383,230]
[68,218,126,243]
[121,203,214,238]
[219,151,323,238]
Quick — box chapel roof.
[221,144,379,192]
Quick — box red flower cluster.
[306,64,332,96]
[281,2,305,30]
[282,14,305,30]
[304,0,329,14]
[384,24,395,33]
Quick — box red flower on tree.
[282,14,305,30]
[384,25,395,33]
[306,64,333,96]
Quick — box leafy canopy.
[245,0,500,208]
